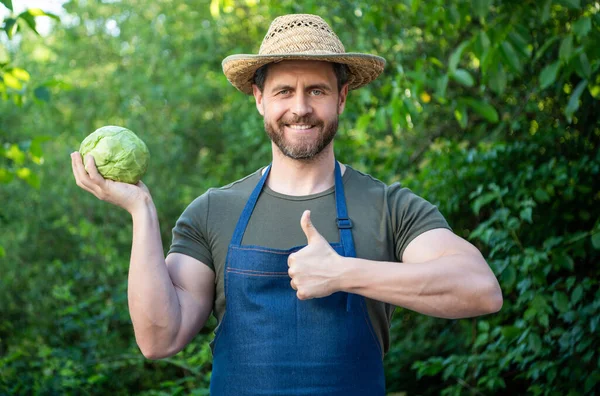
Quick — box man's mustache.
[279,116,323,126]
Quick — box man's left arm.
[288,211,503,319]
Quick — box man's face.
[252,60,349,160]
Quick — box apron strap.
[230,164,271,246]
[333,161,359,312]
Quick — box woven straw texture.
[222,14,386,95]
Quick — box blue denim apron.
[210,162,385,395]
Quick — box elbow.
[138,341,180,360]
[483,281,503,314]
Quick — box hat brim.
[222,53,386,95]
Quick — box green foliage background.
[1,0,599,394]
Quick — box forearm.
[127,197,180,355]
[338,253,503,319]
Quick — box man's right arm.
[129,200,215,359]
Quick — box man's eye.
[310,90,323,96]
[278,89,290,95]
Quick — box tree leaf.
[541,0,551,23]
[17,12,39,35]
[10,67,30,82]
[572,17,591,39]
[557,0,581,9]
[571,284,583,305]
[26,8,60,21]
[462,97,499,123]
[210,0,220,19]
[449,41,470,73]
[0,0,12,12]
[552,291,570,312]
[574,52,591,79]
[454,104,468,129]
[34,86,51,102]
[559,35,573,63]
[488,63,507,95]
[1,71,22,89]
[500,41,522,74]
[534,36,559,64]
[3,18,18,39]
[520,207,533,223]
[565,79,588,122]
[436,74,449,99]
[472,0,492,19]
[539,61,560,89]
[592,232,600,249]
[451,69,475,87]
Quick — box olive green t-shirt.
[168,165,450,356]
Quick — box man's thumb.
[301,210,322,244]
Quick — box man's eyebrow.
[269,83,333,93]
[270,84,294,93]
[306,83,332,92]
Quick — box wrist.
[335,255,359,294]
[128,192,155,218]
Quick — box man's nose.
[291,93,312,116]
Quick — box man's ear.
[337,83,350,115]
[252,84,265,116]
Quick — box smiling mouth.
[286,124,315,130]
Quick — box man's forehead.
[266,60,336,80]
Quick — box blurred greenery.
[1,0,599,394]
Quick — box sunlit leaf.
[26,8,60,20]
[4,18,18,39]
[17,12,39,35]
[10,67,30,82]
[210,0,220,19]
[1,71,22,89]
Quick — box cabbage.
[79,126,149,184]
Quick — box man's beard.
[264,115,338,160]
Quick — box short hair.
[253,62,350,93]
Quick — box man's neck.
[264,144,345,196]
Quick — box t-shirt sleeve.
[388,183,452,261]
[168,190,215,271]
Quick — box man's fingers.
[71,152,103,196]
[300,210,324,244]
[84,154,107,185]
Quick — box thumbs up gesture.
[288,210,344,300]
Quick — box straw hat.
[222,14,386,95]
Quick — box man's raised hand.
[287,210,344,300]
[70,152,150,214]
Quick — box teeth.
[287,124,313,130]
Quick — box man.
[71,14,502,395]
